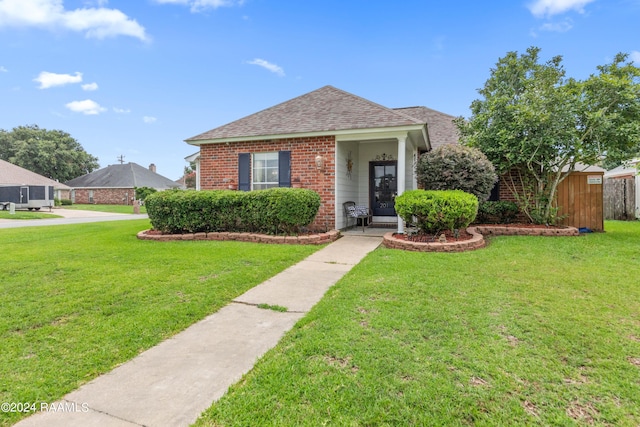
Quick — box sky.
[1,0,639,181]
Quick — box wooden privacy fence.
[556,172,604,231]
[604,177,636,220]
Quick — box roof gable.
[187,85,425,142]
[64,163,183,190]
[0,159,71,189]
[394,106,459,149]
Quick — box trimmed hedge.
[395,189,478,235]
[145,188,321,235]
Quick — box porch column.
[195,158,201,191]
[397,134,407,234]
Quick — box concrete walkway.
[16,235,382,427]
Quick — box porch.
[334,130,427,233]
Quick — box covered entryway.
[335,129,428,233]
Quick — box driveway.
[0,208,148,229]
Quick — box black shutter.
[278,150,291,187]
[238,153,250,191]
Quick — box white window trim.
[252,152,279,190]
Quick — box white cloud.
[0,0,148,41]
[528,0,595,17]
[34,71,82,89]
[0,66,7,72]
[153,0,244,13]
[113,107,131,113]
[631,51,640,64]
[65,99,106,115]
[247,58,285,77]
[82,82,98,91]
[538,19,573,32]
[143,116,157,123]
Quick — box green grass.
[257,303,289,312]
[0,210,61,220]
[196,221,640,426]
[63,204,147,214]
[0,220,320,426]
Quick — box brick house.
[65,162,183,205]
[185,86,459,232]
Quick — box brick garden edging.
[382,225,580,252]
[137,229,340,245]
[474,225,580,237]
[382,228,486,252]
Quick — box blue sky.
[1,0,639,181]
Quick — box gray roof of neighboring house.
[393,106,460,149]
[186,85,426,142]
[64,162,183,190]
[0,159,71,189]
[605,163,638,178]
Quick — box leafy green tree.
[0,125,99,182]
[135,186,157,201]
[184,162,197,189]
[416,144,497,201]
[456,47,640,224]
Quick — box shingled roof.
[186,85,425,143]
[65,163,183,190]
[0,159,71,189]
[393,106,459,149]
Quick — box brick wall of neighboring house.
[72,188,135,205]
[199,136,336,231]
[498,169,525,203]
[497,169,530,222]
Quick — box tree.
[415,144,497,201]
[0,125,99,182]
[183,162,197,189]
[456,47,640,224]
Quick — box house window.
[238,151,291,191]
[252,152,279,190]
[89,190,94,204]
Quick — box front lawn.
[62,203,146,214]
[0,210,61,220]
[0,220,320,426]
[197,221,640,426]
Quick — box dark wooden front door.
[369,161,397,216]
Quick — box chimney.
[149,163,156,173]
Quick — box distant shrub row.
[395,189,478,235]
[54,198,72,206]
[145,188,321,235]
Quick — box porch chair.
[343,201,373,232]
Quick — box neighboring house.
[65,162,183,205]
[605,159,639,180]
[185,85,460,232]
[0,159,71,206]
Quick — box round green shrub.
[145,188,320,235]
[395,189,479,235]
[416,144,497,201]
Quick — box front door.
[20,186,29,203]
[370,161,397,216]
